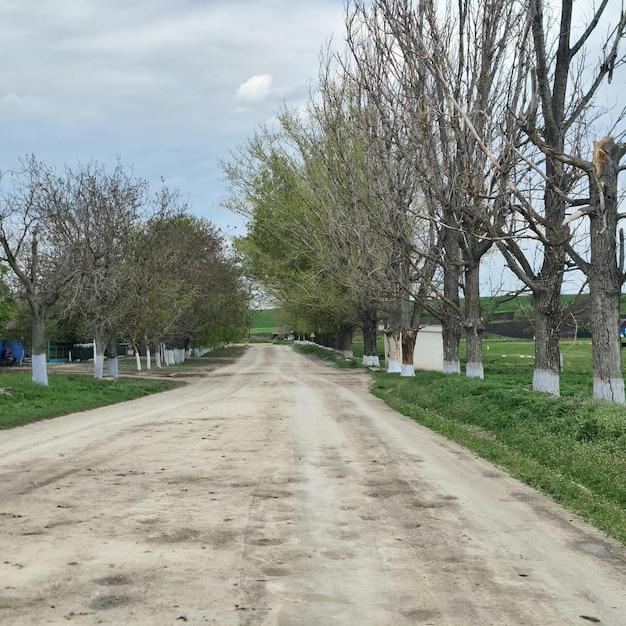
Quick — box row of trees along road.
[0,156,249,386]
[222,0,626,403]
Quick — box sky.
[0,0,346,234]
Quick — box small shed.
[412,325,444,371]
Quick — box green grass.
[302,335,626,544]
[0,373,176,430]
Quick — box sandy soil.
[1,343,626,625]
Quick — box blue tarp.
[0,340,25,362]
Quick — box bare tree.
[0,157,73,385]
[41,160,150,379]
[493,0,626,396]
[346,0,531,378]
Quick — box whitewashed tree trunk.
[93,336,105,380]
[146,346,151,370]
[361,310,379,368]
[362,355,380,367]
[156,349,162,368]
[533,368,560,396]
[466,362,484,379]
[586,138,626,403]
[385,331,402,373]
[31,353,48,386]
[531,290,561,396]
[106,337,119,379]
[108,357,119,379]
[93,337,104,380]
[400,329,416,377]
[135,349,142,371]
[400,364,415,376]
[30,312,49,386]
[94,354,105,379]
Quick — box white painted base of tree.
[156,351,161,368]
[135,351,142,371]
[338,350,354,358]
[466,362,484,379]
[31,354,48,386]
[401,364,415,377]
[146,348,151,370]
[108,357,119,379]
[443,360,460,374]
[593,377,625,404]
[362,355,380,367]
[533,369,560,396]
[387,360,402,373]
[94,355,105,379]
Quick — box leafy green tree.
[141,214,250,352]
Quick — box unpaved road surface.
[1,344,626,625]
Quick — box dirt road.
[1,344,625,625]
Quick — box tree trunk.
[93,329,108,379]
[589,266,623,402]
[531,282,562,396]
[334,324,354,358]
[385,330,402,373]
[464,259,484,379]
[30,304,48,386]
[441,260,461,374]
[361,309,380,367]
[385,298,410,373]
[526,0,573,396]
[531,150,567,396]
[400,328,416,376]
[587,137,626,403]
[106,337,119,379]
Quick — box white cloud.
[235,74,274,107]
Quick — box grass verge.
[0,373,176,430]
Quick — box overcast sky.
[0,0,346,233]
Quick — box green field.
[249,308,282,335]
[249,296,615,341]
